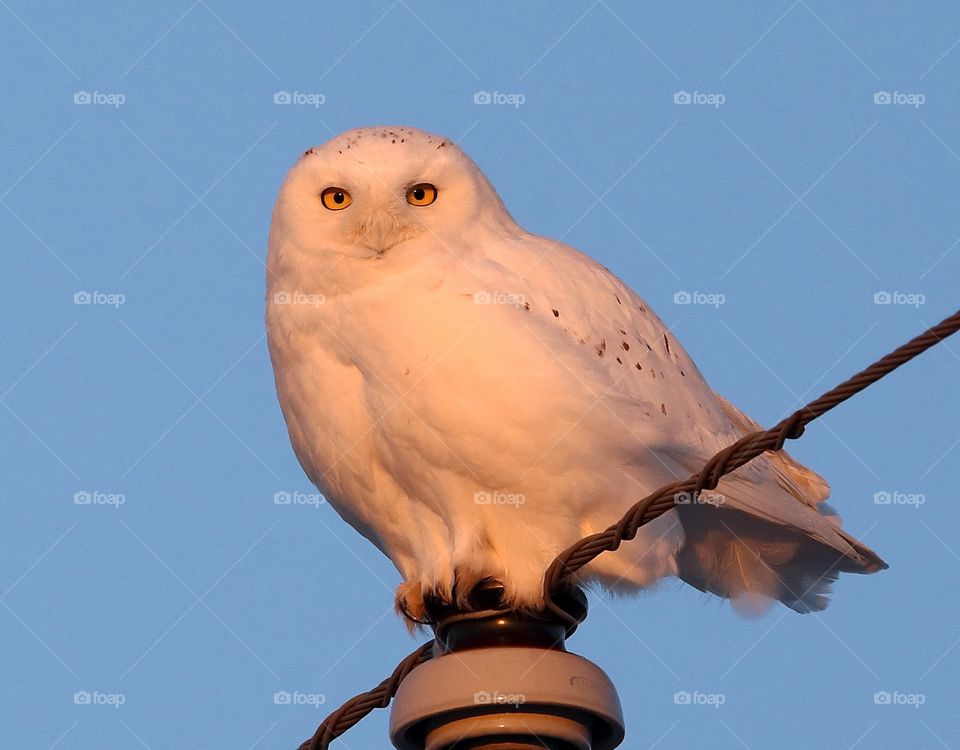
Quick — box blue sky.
[2,2,959,748]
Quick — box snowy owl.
[266,126,885,622]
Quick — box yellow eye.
[406,183,437,206]
[321,187,352,210]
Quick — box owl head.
[269,126,512,263]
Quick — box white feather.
[266,126,885,619]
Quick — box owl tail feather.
[674,505,885,614]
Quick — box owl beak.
[368,224,397,255]
[356,208,409,255]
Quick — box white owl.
[266,126,885,622]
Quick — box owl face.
[271,126,509,260]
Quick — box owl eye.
[406,183,437,206]
[321,187,352,210]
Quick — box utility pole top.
[389,589,624,750]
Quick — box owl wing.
[480,232,884,580]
